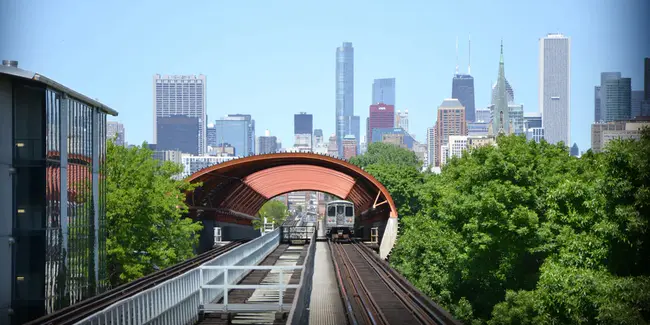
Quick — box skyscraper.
[594,86,601,122]
[206,123,217,147]
[631,90,644,119]
[645,58,649,101]
[539,33,571,145]
[294,112,313,135]
[153,74,206,154]
[372,78,396,106]
[452,36,476,122]
[599,72,631,122]
[491,41,511,135]
[367,103,395,145]
[336,42,355,156]
[226,114,255,156]
[257,130,278,154]
[107,121,125,146]
[434,99,467,167]
[214,116,252,157]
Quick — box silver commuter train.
[325,200,355,241]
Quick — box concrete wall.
[0,76,13,325]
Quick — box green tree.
[106,141,202,286]
[350,142,422,169]
[390,131,650,324]
[253,200,289,229]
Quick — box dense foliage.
[358,132,650,324]
[105,141,202,286]
[253,200,290,229]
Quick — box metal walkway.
[308,242,346,325]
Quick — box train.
[325,200,355,241]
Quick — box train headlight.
[345,217,353,224]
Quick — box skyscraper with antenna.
[451,35,476,122]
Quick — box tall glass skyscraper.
[153,74,206,154]
[372,78,395,106]
[598,72,631,122]
[452,74,475,122]
[215,114,255,157]
[336,42,355,156]
[225,114,255,156]
[539,33,571,145]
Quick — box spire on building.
[455,36,459,75]
[468,34,471,75]
[492,39,511,136]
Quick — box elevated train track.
[330,240,460,325]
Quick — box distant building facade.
[342,135,358,159]
[395,109,409,132]
[336,42,355,156]
[153,74,206,154]
[294,112,313,135]
[539,34,571,145]
[434,99,467,167]
[367,103,395,145]
[107,121,125,146]
[452,74,476,122]
[372,78,396,106]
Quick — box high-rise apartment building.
[153,74,206,154]
[395,109,409,132]
[372,78,396,106]
[452,74,476,122]
[342,135,358,159]
[336,42,355,156]
[434,99,467,167]
[256,130,278,154]
[107,121,125,146]
[367,103,395,145]
[539,33,571,145]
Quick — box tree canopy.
[357,132,650,324]
[105,141,202,286]
[253,199,289,229]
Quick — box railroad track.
[26,240,249,325]
[329,240,460,325]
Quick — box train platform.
[308,242,346,325]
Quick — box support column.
[91,106,100,292]
[59,94,69,271]
[197,210,215,254]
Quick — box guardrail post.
[223,267,229,310]
[279,269,284,309]
[199,268,204,308]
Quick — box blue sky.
[1,0,648,152]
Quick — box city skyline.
[3,0,649,153]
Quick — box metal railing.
[73,228,281,325]
[287,229,318,325]
[199,265,303,313]
[281,226,316,243]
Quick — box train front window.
[345,206,353,217]
[337,206,344,214]
[328,206,335,216]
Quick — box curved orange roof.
[185,153,398,221]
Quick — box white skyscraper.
[153,74,207,154]
[426,127,435,168]
[395,109,409,132]
[539,33,571,145]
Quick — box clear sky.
[1,0,649,152]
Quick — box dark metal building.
[294,112,313,135]
[0,61,117,324]
[451,74,476,122]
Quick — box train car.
[325,200,355,241]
